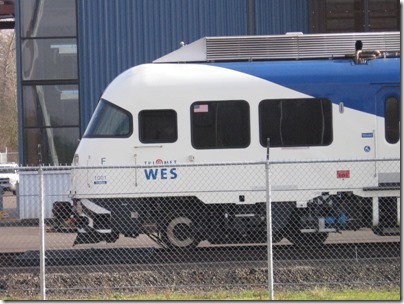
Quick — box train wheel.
[286,231,328,247]
[163,215,200,248]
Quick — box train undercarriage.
[52,192,400,248]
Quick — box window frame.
[259,98,333,148]
[190,100,251,150]
[21,38,78,81]
[384,96,400,144]
[83,99,133,138]
[138,109,178,144]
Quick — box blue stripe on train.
[210,58,400,117]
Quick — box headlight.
[73,154,79,166]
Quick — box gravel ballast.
[0,259,400,299]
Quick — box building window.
[23,127,80,165]
[191,100,250,149]
[20,0,76,38]
[21,39,77,81]
[19,0,79,165]
[259,98,333,147]
[22,85,79,127]
[139,110,177,143]
[310,0,400,33]
[385,96,400,144]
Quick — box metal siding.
[77,0,310,130]
[255,0,310,34]
[77,0,248,129]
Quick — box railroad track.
[0,241,399,273]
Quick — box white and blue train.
[65,32,400,247]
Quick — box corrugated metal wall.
[77,0,310,129]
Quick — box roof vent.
[154,32,400,63]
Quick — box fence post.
[38,166,46,300]
[265,139,274,300]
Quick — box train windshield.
[83,99,132,138]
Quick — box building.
[10,0,401,165]
[0,0,15,29]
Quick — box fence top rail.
[13,158,400,171]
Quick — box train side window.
[259,98,333,147]
[385,97,400,144]
[84,99,132,138]
[139,109,177,143]
[191,100,250,149]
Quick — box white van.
[0,163,18,195]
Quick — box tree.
[0,29,18,154]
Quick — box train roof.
[103,56,399,118]
[154,32,400,63]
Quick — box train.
[61,32,400,248]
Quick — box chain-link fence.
[0,159,400,300]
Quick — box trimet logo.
[144,159,177,165]
[144,159,178,180]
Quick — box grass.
[83,287,401,301]
[276,287,400,301]
[2,287,400,301]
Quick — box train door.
[372,87,400,235]
[375,87,400,159]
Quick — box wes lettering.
[144,168,178,180]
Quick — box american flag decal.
[194,104,209,113]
